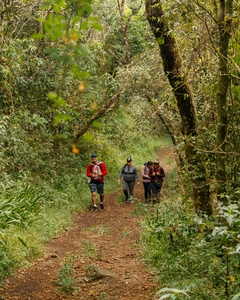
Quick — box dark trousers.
[123,179,135,200]
[149,182,162,199]
[143,182,151,200]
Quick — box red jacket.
[149,166,165,182]
[86,161,108,183]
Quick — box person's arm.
[99,162,108,177]
[86,164,92,178]
[149,167,155,178]
[134,167,140,183]
[160,167,165,177]
[118,167,124,182]
[142,166,151,179]
[141,166,145,177]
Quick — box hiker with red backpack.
[149,159,165,203]
[86,153,108,211]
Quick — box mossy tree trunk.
[145,0,212,215]
[215,0,233,203]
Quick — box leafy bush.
[0,238,18,283]
[141,200,240,299]
[0,185,49,229]
[55,255,78,294]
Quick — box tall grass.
[0,185,48,229]
[0,175,90,284]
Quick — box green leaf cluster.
[141,198,240,299]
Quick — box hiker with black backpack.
[86,153,108,211]
[141,161,153,203]
[118,157,140,203]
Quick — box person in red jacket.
[86,153,108,211]
[149,159,165,203]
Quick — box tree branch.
[73,83,127,143]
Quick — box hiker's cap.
[91,153,98,158]
[127,157,132,162]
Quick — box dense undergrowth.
[1,1,239,297]
[140,170,240,300]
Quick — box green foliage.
[0,239,17,283]
[84,264,98,281]
[55,255,78,294]
[0,0,239,295]
[155,287,191,300]
[141,198,240,299]
[0,185,47,229]
[0,171,91,284]
[80,240,102,260]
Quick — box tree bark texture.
[215,0,233,202]
[145,0,212,214]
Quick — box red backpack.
[90,162,103,180]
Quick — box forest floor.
[0,146,175,300]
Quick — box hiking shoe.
[99,203,104,210]
[92,205,98,211]
[130,197,137,203]
[128,196,133,203]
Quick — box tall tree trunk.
[215,0,233,203]
[145,0,212,214]
[117,0,131,64]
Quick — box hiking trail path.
[0,146,175,300]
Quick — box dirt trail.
[0,146,175,300]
